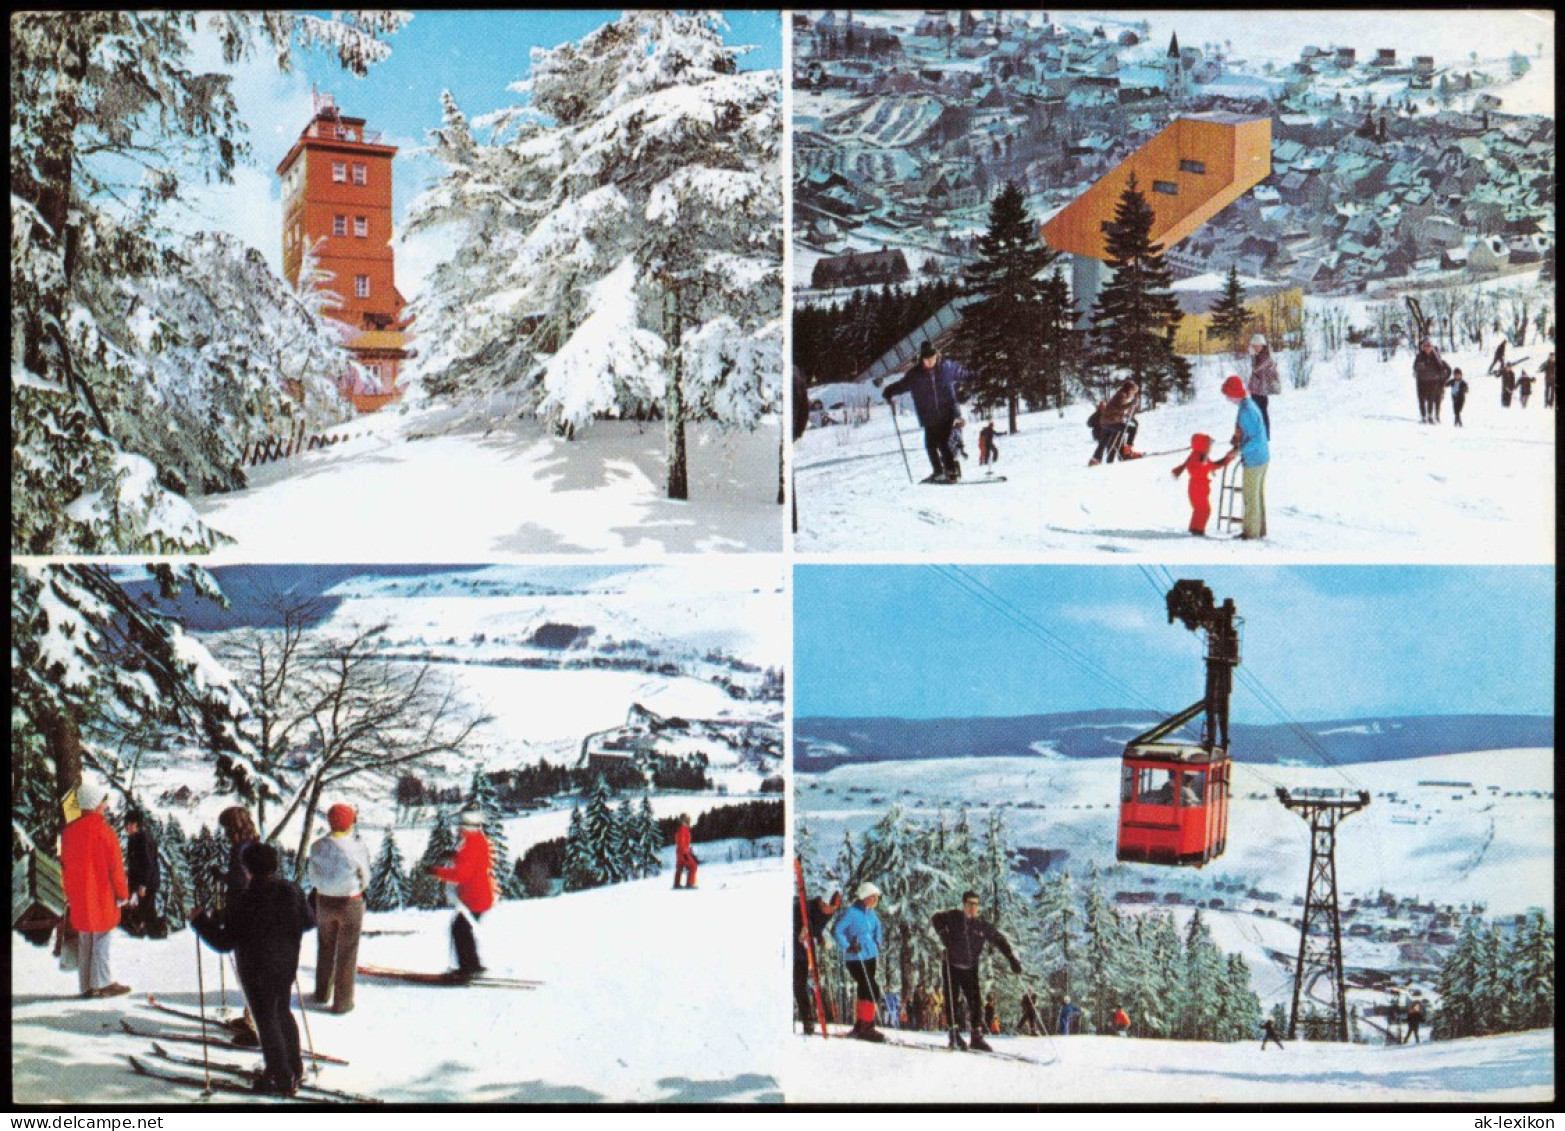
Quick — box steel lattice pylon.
[1277,787,1371,1042]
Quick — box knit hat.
[1250,334,1267,349]
[1221,375,1247,399]
[1191,432,1212,454]
[856,881,882,901]
[76,781,107,812]
[460,807,487,828]
[327,803,356,833]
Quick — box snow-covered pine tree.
[1433,917,1484,1039]
[365,830,412,912]
[11,564,254,852]
[951,180,1073,432]
[1089,174,1192,406]
[579,775,620,885]
[633,794,663,879]
[1181,909,1226,1040]
[1207,265,1250,356]
[465,769,511,894]
[562,806,597,892]
[154,816,195,921]
[1508,908,1554,1031]
[10,12,406,554]
[410,810,460,910]
[1079,865,1127,1035]
[1475,921,1512,1035]
[1144,911,1188,1039]
[612,797,641,881]
[405,12,782,500]
[1028,870,1080,1008]
[851,805,953,999]
[188,826,227,912]
[1218,952,1262,1041]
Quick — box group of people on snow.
[795,880,1151,1049]
[53,778,497,1096]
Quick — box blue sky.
[794,566,1556,721]
[177,11,782,294]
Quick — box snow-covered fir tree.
[579,775,621,885]
[562,806,597,892]
[1079,866,1128,1035]
[188,826,228,911]
[10,12,406,553]
[465,768,512,894]
[1028,870,1080,1007]
[410,809,460,910]
[632,794,663,879]
[1181,909,1227,1040]
[365,830,412,911]
[154,816,196,921]
[1509,908,1554,1031]
[406,11,782,500]
[10,563,251,853]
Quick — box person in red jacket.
[673,813,699,890]
[60,780,131,998]
[1171,433,1234,536]
[429,809,495,980]
[1112,1006,1131,1037]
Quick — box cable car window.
[1141,769,1179,806]
[1121,763,1137,803]
[1181,771,1207,806]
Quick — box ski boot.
[969,1030,993,1053]
[1088,458,1101,467]
[948,1029,968,1051]
[850,1020,886,1043]
[1119,445,1143,460]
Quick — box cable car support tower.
[1276,787,1370,1042]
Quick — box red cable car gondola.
[1116,580,1241,868]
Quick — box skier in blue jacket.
[1222,375,1270,540]
[882,341,972,483]
[833,881,886,1042]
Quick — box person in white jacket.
[307,804,372,1014]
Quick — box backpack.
[1087,407,1102,432]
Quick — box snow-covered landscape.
[795,290,1555,558]
[13,861,789,1104]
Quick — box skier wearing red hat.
[1171,433,1233,536]
[307,803,371,1012]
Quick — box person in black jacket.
[1446,368,1469,428]
[192,841,315,1095]
[1018,988,1043,1036]
[793,889,841,1035]
[931,891,1022,1052]
[882,341,973,482]
[1413,339,1451,424]
[122,810,160,938]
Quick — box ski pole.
[194,928,212,1098]
[887,398,914,484]
[295,976,320,1079]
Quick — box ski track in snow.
[11,862,790,1105]
[784,1026,1553,1104]
[795,335,1555,560]
[193,408,784,559]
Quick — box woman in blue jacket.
[1222,375,1270,540]
[833,881,886,1042]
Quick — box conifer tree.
[1029,871,1080,1007]
[1509,908,1554,1031]
[952,180,1073,431]
[1089,174,1192,405]
[410,810,459,910]
[634,794,663,879]
[365,830,411,912]
[1433,918,1485,1038]
[562,806,597,892]
[1181,909,1227,1040]
[154,815,195,921]
[466,769,512,895]
[1080,866,1126,1034]
[1207,265,1251,356]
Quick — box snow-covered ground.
[782,1025,1554,1104]
[794,330,1555,559]
[11,860,790,1104]
[193,404,784,558]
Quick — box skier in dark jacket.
[1018,989,1043,1036]
[123,810,161,938]
[1446,369,1469,428]
[1516,370,1535,407]
[1543,352,1556,408]
[1058,999,1083,1035]
[1261,1016,1285,1050]
[192,841,315,1095]
[882,341,972,482]
[931,891,1022,1052]
[978,421,999,469]
[1488,338,1507,376]
[1413,339,1451,423]
[793,889,841,1035]
[1499,364,1518,408]
[1403,999,1425,1044]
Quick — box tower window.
[352,163,367,185]
[333,215,348,236]
[354,216,368,238]
[355,275,370,299]
[1180,159,1207,174]
[1153,180,1179,195]
[332,161,347,183]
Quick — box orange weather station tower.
[277,91,412,412]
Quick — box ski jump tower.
[1277,787,1371,1042]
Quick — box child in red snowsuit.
[1171,433,1233,535]
[673,814,699,889]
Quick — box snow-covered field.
[783,1025,1554,1104]
[794,331,1555,559]
[797,748,1556,919]
[11,860,789,1104]
[194,404,785,558]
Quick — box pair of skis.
[355,963,541,989]
[128,1048,377,1104]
